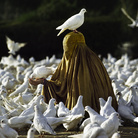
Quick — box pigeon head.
[84,106,90,112]
[30,128,36,133]
[110,112,120,119]
[99,98,106,106]
[50,98,57,105]
[80,8,87,14]
[1,119,8,124]
[129,86,138,92]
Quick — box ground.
[18,122,138,138]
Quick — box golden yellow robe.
[42,32,118,112]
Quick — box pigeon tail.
[56,25,63,30]
[57,28,67,36]
[18,43,26,48]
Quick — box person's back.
[41,32,118,112]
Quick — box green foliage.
[0,0,138,59]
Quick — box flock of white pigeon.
[0,46,138,138]
[0,7,138,138]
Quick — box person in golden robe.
[29,32,118,113]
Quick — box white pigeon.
[19,101,35,116]
[99,97,106,108]
[2,76,17,90]
[0,85,7,98]
[99,96,116,118]
[121,8,138,28]
[43,98,57,117]
[0,119,18,138]
[63,114,84,131]
[47,115,82,130]
[101,112,120,138]
[125,70,137,86]
[16,70,24,83]
[33,105,56,135]
[38,98,48,113]
[85,106,106,125]
[8,78,29,97]
[83,122,108,138]
[30,65,56,79]
[117,91,137,122]
[29,57,35,65]
[130,86,138,115]
[8,114,33,129]
[57,101,70,117]
[70,95,85,116]
[34,84,43,95]
[63,95,85,130]
[56,8,86,36]
[27,127,36,138]
[22,92,34,104]
[8,107,23,117]
[20,95,44,116]
[13,93,24,105]
[6,36,26,55]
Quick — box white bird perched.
[57,101,70,117]
[63,114,84,131]
[117,92,138,123]
[56,8,86,36]
[2,76,17,90]
[20,95,44,116]
[83,122,108,138]
[8,78,29,97]
[70,95,85,116]
[6,36,26,55]
[43,98,57,117]
[22,92,34,104]
[29,57,35,65]
[13,93,24,105]
[47,115,82,130]
[0,85,8,98]
[121,8,138,28]
[0,119,19,138]
[68,122,108,138]
[99,96,116,118]
[85,106,106,125]
[27,127,36,138]
[33,105,56,135]
[63,95,85,130]
[34,84,43,95]
[125,70,137,86]
[39,98,48,113]
[8,114,33,129]
[30,65,56,79]
[131,86,138,115]
[101,112,120,138]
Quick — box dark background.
[0,0,138,61]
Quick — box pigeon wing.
[121,8,135,22]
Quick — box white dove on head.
[56,8,87,36]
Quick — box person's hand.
[28,78,45,86]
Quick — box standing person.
[29,32,118,112]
